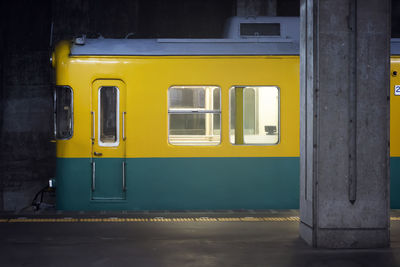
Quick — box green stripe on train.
[56,157,300,211]
[392,157,400,209]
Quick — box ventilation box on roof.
[223,16,300,40]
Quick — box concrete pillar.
[0,0,5,211]
[299,0,391,248]
[237,0,277,17]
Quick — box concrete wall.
[1,0,54,211]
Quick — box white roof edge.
[156,38,294,43]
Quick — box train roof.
[70,17,300,56]
[70,38,300,56]
[69,16,400,56]
[392,39,400,55]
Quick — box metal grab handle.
[122,112,126,141]
[91,111,95,141]
[122,161,126,191]
[92,162,96,191]
[94,152,102,156]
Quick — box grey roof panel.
[71,38,400,56]
[70,38,300,56]
[392,39,400,55]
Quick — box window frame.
[98,86,120,147]
[229,85,281,146]
[167,85,222,146]
[54,85,74,140]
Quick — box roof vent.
[240,23,280,37]
[223,17,300,41]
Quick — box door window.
[99,86,119,146]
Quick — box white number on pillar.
[395,85,400,96]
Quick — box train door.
[91,80,126,200]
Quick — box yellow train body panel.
[391,56,400,157]
[54,41,400,158]
[54,41,300,159]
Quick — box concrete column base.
[300,222,390,248]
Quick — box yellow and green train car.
[52,17,400,210]
[391,48,400,208]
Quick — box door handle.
[94,152,103,156]
[91,111,95,141]
[92,162,96,191]
[122,161,126,191]
[122,112,126,141]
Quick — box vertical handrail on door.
[92,162,96,191]
[122,161,126,191]
[91,111,95,141]
[91,111,96,192]
[122,112,126,141]
[122,111,126,191]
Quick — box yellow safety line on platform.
[1,216,400,223]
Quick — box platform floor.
[1,210,400,267]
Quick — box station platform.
[0,210,400,266]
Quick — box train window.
[99,86,119,146]
[168,86,221,145]
[54,86,73,139]
[229,86,279,145]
